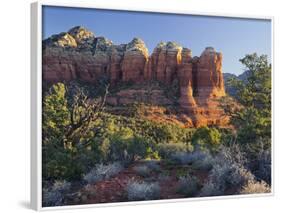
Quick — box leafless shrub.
[43,189,63,207]
[42,180,71,207]
[144,160,161,172]
[158,173,171,182]
[52,180,71,192]
[170,151,206,165]
[191,152,214,171]
[83,162,123,184]
[253,141,271,184]
[177,175,199,196]
[126,181,160,201]
[200,181,222,197]
[133,165,151,178]
[200,145,254,197]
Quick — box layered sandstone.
[42,26,227,127]
[121,38,149,83]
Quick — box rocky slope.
[43,26,228,127]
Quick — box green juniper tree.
[222,53,271,183]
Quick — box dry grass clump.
[240,180,271,194]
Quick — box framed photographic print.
[31,1,273,210]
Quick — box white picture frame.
[31,1,274,211]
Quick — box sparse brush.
[200,181,222,197]
[158,173,170,182]
[191,152,214,171]
[126,181,160,201]
[200,145,255,197]
[253,145,271,184]
[43,188,64,207]
[52,180,71,192]
[133,165,151,178]
[42,180,71,207]
[170,151,206,165]
[157,143,188,159]
[177,175,199,196]
[240,180,271,194]
[83,162,123,184]
[144,160,161,172]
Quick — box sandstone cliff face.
[178,48,196,109]
[196,47,225,99]
[42,26,227,127]
[121,38,149,83]
[148,42,182,84]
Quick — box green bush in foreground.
[191,127,221,152]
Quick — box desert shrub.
[244,139,271,184]
[191,127,222,152]
[157,143,187,158]
[42,180,71,207]
[144,160,161,172]
[199,181,221,197]
[170,151,206,165]
[83,162,123,184]
[158,173,170,182]
[52,180,71,192]
[108,114,195,145]
[240,180,271,194]
[177,175,199,197]
[127,135,154,161]
[255,147,271,184]
[126,181,160,201]
[43,144,89,181]
[43,189,63,207]
[157,142,189,159]
[108,128,156,163]
[133,165,151,178]
[108,128,134,162]
[191,154,214,171]
[200,145,254,197]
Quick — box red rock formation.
[196,47,225,99]
[147,42,182,84]
[108,44,126,85]
[42,26,227,127]
[121,38,149,83]
[178,48,196,109]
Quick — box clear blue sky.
[42,6,271,75]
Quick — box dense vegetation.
[42,53,271,206]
